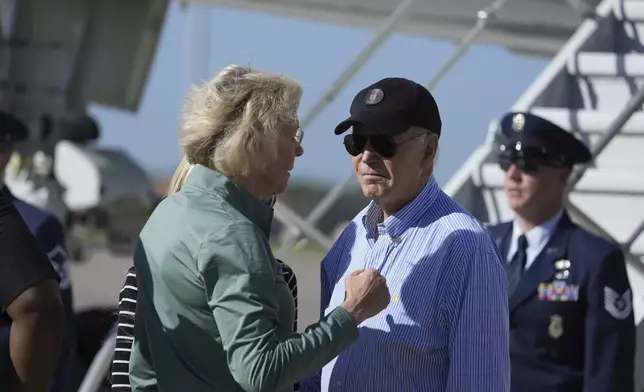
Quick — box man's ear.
[560,167,573,183]
[423,134,439,162]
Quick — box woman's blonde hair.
[168,64,303,194]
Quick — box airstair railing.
[276,0,514,256]
[299,0,415,130]
[273,199,334,250]
[273,0,415,257]
[77,324,117,392]
[503,0,644,269]
[626,219,644,254]
[444,0,618,200]
[563,85,644,271]
[426,0,511,90]
[565,202,644,326]
[566,85,644,192]
[442,0,644,267]
[512,0,618,111]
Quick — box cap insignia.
[364,88,384,105]
[512,113,526,132]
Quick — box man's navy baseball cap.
[334,77,442,138]
[499,111,591,166]
[0,110,29,143]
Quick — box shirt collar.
[361,176,440,240]
[511,208,563,250]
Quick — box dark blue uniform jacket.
[489,212,635,392]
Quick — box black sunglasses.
[498,154,541,174]
[498,144,566,174]
[343,133,421,158]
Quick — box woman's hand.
[340,269,390,325]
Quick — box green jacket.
[129,164,358,392]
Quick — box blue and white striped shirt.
[301,176,510,392]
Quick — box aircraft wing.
[68,0,169,112]
[199,0,598,57]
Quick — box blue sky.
[90,2,548,187]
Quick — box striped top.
[110,261,299,391]
[300,176,511,392]
[110,267,138,391]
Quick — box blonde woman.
[128,65,390,392]
[110,197,299,392]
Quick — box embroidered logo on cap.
[512,113,525,132]
[364,88,384,105]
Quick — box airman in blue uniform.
[487,111,635,391]
[0,110,76,392]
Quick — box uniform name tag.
[538,280,579,302]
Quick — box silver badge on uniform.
[554,259,571,270]
[364,88,384,105]
[554,258,571,280]
[512,113,526,132]
[548,314,564,339]
[555,270,570,280]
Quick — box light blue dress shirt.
[301,176,510,392]
[506,208,563,270]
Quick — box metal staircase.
[444,0,644,348]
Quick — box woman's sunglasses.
[295,128,303,144]
[343,133,421,159]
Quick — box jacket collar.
[183,164,274,238]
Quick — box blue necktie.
[508,235,528,296]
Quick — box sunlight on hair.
[168,65,302,194]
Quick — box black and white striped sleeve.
[277,260,299,391]
[110,262,298,391]
[110,267,137,392]
[278,260,298,331]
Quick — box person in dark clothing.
[0,109,77,392]
[0,182,65,392]
[488,112,635,391]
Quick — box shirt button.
[335,381,342,387]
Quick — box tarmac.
[69,249,324,331]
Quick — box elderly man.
[488,112,635,391]
[301,77,510,391]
